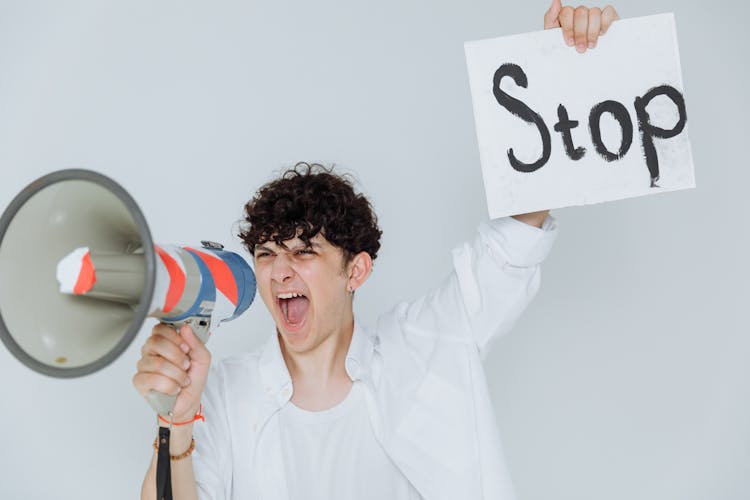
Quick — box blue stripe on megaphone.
[209,249,256,323]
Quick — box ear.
[346,251,373,293]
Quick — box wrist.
[157,404,204,427]
[511,210,549,229]
[158,419,196,429]
[163,422,194,454]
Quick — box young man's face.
[253,233,353,353]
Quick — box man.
[133,3,619,498]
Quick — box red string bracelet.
[158,404,205,426]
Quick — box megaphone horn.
[0,169,256,417]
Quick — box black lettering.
[492,63,551,173]
[554,104,586,161]
[588,100,633,162]
[634,85,687,187]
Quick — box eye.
[255,251,272,258]
[296,248,316,256]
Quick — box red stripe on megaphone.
[156,246,186,313]
[72,251,96,295]
[186,248,239,306]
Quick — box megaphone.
[0,169,256,417]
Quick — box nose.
[270,253,294,283]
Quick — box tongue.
[285,296,309,325]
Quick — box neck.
[279,315,355,388]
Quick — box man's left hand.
[544,0,620,53]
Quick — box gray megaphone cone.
[0,169,157,378]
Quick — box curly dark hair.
[238,162,382,264]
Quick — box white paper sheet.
[464,13,695,218]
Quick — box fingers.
[573,6,589,53]
[559,6,575,46]
[179,325,211,365]
[133,370,185,397]
[137,354,191,389]
[600,5,619,34]
[544,0,563,29]
[154,323,191,353]
[132,323,214,418]
[587,7,602,48]
[554,4,620,52]
[142,326,191,371]
[134,324,193,397]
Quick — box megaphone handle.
[146,390,178,419]
[147,317,212,419]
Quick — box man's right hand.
[132,323,212,422]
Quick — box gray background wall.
[0,0,747,499]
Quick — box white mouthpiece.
[56,247,93,295]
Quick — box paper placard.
[464,13,695,218]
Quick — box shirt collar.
[344,321,375,382]
[258,322,376,406]
[258,331,293,406]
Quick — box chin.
[277,322,313,350]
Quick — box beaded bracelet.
[153,437,195,461]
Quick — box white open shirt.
[192,216,558,500]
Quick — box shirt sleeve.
[192,363,233,500]
[399,215,558,357]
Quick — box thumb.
[543,0,562,29]
[180,325,211,365]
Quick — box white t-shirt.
[278,380,423,500]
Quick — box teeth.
[277,292,304,299]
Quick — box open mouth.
[277,292,310,330]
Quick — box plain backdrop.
[0,1,747,499]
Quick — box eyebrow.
[254,241,321,253]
